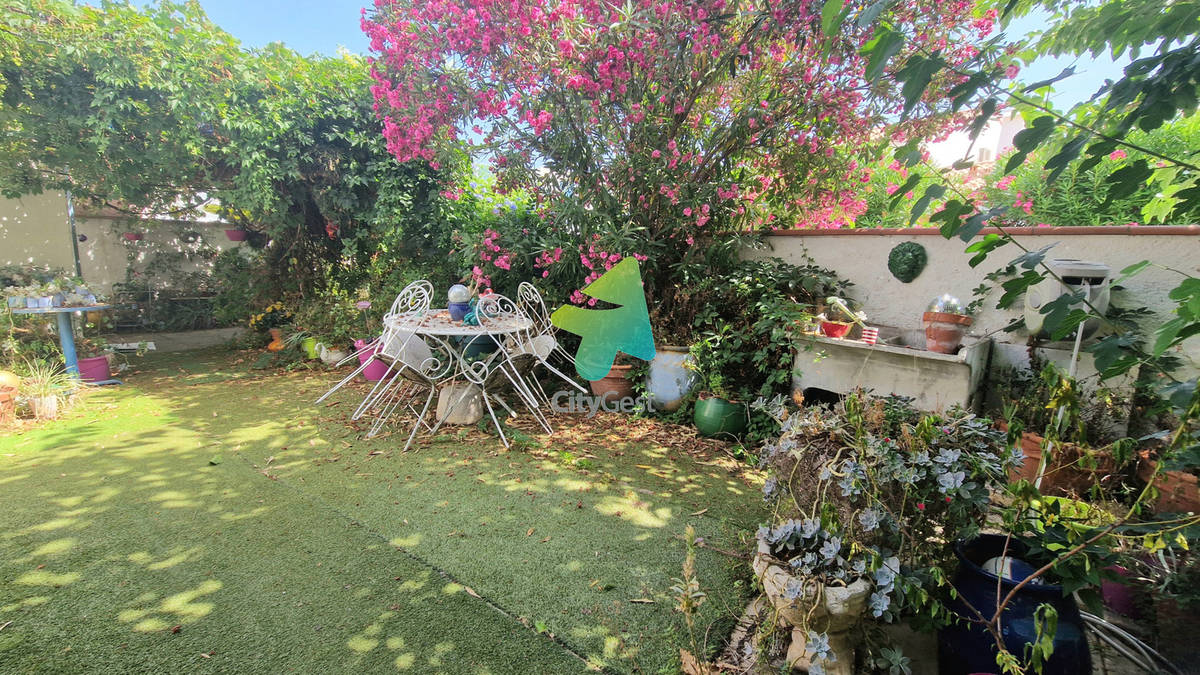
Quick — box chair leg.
[314,356,375,404]
[480,393,510,449]
[335,340,377,368]
[541,359,588,394]
[353,365,404,420]
[367,380,423,438]
[497,364,553,434]
[528,371,552,408]
[402,386,438,452]
[490,393,517,418]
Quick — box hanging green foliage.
[887,241,927,283]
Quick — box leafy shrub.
[982,113,1200,227]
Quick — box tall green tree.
[0,0,458,298]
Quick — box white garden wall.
[1,192,239,293]
[751,225,1200,381]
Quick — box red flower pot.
[122,232,143,241]
[225,229,248,242]
[819,321,853,338]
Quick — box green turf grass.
[1,349,764,673]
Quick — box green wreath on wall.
[887,241,927,283]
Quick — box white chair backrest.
[385,280,433,321]
[516,282,552,334]
[476,293,535,353]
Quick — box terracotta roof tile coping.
[766,225,1199,236]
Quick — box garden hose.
[1081,610,1180,674]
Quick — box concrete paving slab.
[104,327,243,352]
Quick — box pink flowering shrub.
[363,0,993,299]
[978,114,1200,227]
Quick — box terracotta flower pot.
[998,422,1115,497]
[588,364,633,401]
[224,229,248,242]
[122,232,143,241]
[1137,450,1200,513]
[0,385,16,425]
[923,311,972,354]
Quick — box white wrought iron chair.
[515,282,587,405]
[354,328,449,448]
[314,280,433,406]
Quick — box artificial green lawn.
[0,349,764,673]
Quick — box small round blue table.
[10,305,119,383]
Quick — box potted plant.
[122,231,144,242]
[817,296,866,339]
[687,331,747,438]
[754,394,1019,674]
[224,228,249,242]
[588,353,634,401]
[0,373,16,424]
[285,331,321,360]
[20,360,75,420]
[923,294,972,354]
[75,335,113,383]
[993,362,1129,497]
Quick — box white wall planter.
[794,329,991,412]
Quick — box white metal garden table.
[382,307,545,447]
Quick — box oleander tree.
[363,0,1008,301]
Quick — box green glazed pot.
[300,336,320,360]
[693,396,747,438]
[460,335,499,361]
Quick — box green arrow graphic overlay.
[550,258,656,381]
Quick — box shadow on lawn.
[127,349,764,672]
[1,376,588,673]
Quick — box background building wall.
[2,191,239,293]
[0,192,76,272]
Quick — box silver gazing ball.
[448,284,471,304]
[927,294,965,314]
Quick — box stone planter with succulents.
[1,266,102,310]
[750,393,1019,672]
